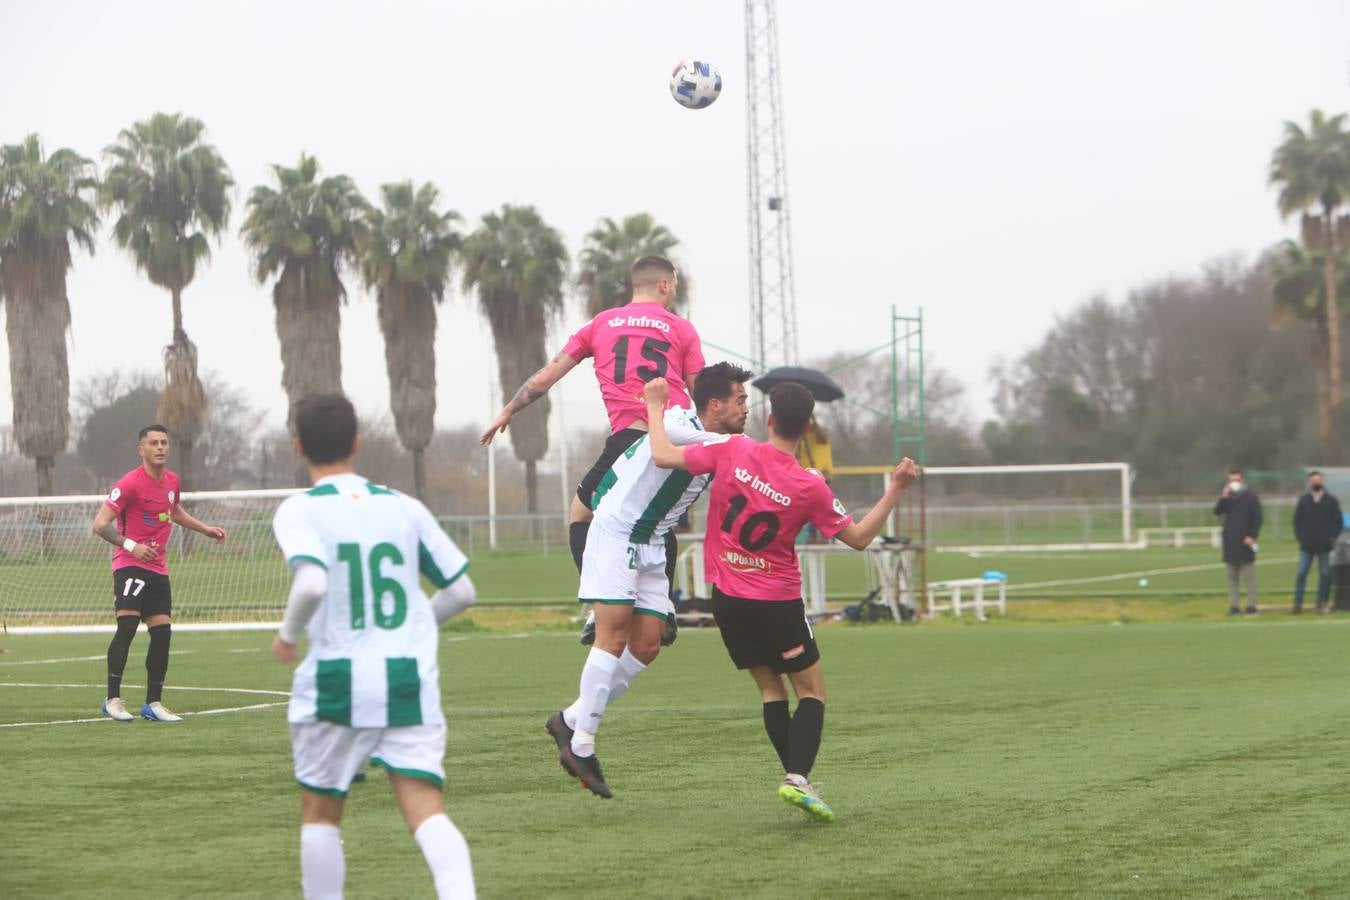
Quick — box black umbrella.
[751,366,845,402]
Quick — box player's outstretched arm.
[834,459,919,551]
[171,505,227,543]
[480,349,581,445]
[643,378,688,470]
[92,503,158,563]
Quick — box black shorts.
[711,587,820,674]
[112,566,172,618]
[576,427,646,507]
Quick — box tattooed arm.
[92,503,157,563]
[480,350,581,445]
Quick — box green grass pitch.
[3,617,1349,898]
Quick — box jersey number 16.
[337,542,407,630]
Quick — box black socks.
[762,700,792,770]
[106,616,140,699]
[787,698,825,779]
[145,623,172,704]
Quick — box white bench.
[1138,526,1221,549]
[926,577,1007,621]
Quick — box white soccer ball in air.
[670,60,722,109]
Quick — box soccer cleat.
[579,616,596,646]
[1244,606,1259,616]
[545,711,574,755]
[558,746,613,799]
[778,778,836,823]
[102,697,134,722]
[660,612,678,647]
[139,701,183,723]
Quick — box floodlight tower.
[745,0,798,369]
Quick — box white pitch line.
[0,682,289,697]
[0,700,287,729]
[0,655,193,669]
[1007,555,1298,592]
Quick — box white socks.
[300,823,345,900]
[564,647,649,756]
[414,814,476,899]
[569,647,619,756]
[607,648,648,708]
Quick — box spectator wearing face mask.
[1292,470,1342,614]
[1214,469,1262,616]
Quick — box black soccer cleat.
[545,711,574,755]
[579,617,596,646]
[660,612,678,647]
[559,746,613,799]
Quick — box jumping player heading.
[478,256,703,597]
[643,377,917,823]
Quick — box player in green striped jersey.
[547,362,753,798]
[271,394,477,899]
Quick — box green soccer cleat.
[778,778,836,823]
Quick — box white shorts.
[290,721,446,797]
[578,526,672,618]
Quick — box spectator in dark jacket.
[1213,469,1262,615]
[1292,470,1342,613]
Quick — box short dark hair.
[1309,470,1323,478]
[1228,468,1244,478]
[692,361,754,413]
[295,394,358,465]
[138,424,169,441]
[631,255,676,288]
[769,383,815,441]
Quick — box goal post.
[831,462,1138,552]
[0,488,302,634]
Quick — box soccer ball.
[670,60,722,109]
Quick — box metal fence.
[429,497,1300,554]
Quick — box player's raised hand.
[479,410,511,445]
[889,458,919,493]
[272,635,298,665]
[644,377,670,407]
[131,542,158,563]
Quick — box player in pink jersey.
[91,424,228,723]
[644,377,917,823]
[479,255,703,641]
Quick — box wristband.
[123,538,136,552]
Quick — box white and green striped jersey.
[590,405,719,546]
[271,472,468,729]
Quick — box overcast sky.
[2,0,1347,464]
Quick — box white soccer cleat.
[139,701,183,723]
[102,697,134,722]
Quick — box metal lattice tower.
[745,0,798,369]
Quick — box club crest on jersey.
[168,490,175,504]
[732,468,792,506]
[109,488,121,502]
[721,549,770,573]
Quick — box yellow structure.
[795,418,834,479]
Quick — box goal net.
[831,462,1136,552]
[0,489,301,634]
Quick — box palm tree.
[0,135,98,495]
[1270,109,1350,414]
[577,213,688,316]
[240,153,367,454]
[100,112,233,491]
[1270,240,1350,457]
[461,204,568,512]
[360,181,460,499]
